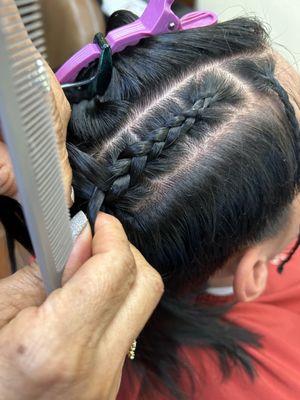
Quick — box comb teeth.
[0,1,73,292]
[15,0,47,58]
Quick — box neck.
[207,271,234,288]
[207,254,241,288]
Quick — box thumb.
[0,212,91,327]
[62,211,92,284]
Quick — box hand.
[0,66,72,204]
[0,0,72,204]
[0,127,17,199]
[45,65,73,206]
[0,212,164,400]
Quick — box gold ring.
[128,339,137,360]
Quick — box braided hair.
[67,12,300,400]
[69,95,217,226]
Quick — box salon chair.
[40,0,106,70]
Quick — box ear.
[233,246,269,302]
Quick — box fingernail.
[71,211,88,242]
[28,255,36,265]
[97,212,112,226]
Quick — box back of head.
[68,11,300,399]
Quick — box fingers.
[0,13,72,205]
[93,213,131,255]
[61,217,92,284]
[0,263,46,328]
[97,244,164,361]
[0,141,17,199]
[49,211,164,362]
[0,215,91,327]
[45,213,137,336]
[46,64,73,207]
[129,244,164,337]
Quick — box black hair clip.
[61,33,112,103]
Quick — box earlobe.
[233,248,269,302]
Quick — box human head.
[65,11,300,398]
[67,12,300,297]
[210,194,300,301]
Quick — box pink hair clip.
[56,0,218,85]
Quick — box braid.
[106,96,216,201]
[268,75,300,173]
[70,96,216,227]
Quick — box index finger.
[44,213,137,335]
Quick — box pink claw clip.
[55,0,218,84]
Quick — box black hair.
[2,10,299,400]
[66,11,300,399]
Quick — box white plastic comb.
[0,0,73,293]
[15,0,47,58]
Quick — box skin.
[0,6,299,393]
[0,3,164,398]
[208,195,300,301]
[208,50,300,300]
[0,76,164,400]
[0,0,72,203]
[0,212,164,400]
[0,65,72,205]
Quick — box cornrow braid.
[67,144,111,227]
[265,74,300,274]
[70,95,216,226]
[67,14,300,399]
[105,96,216,202]
[268,75,300,175]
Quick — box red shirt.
[117,245,300,399]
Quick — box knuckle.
[108,248,136,280]
[120,249,136,276]
[29,360,69,387]
[144,267,165,296]
[88,249,137,298]
[0,164,15,197]
[107,250,136,292]
[23,265,44,288]
[33,360,75,389]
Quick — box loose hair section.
[67,13,300,400]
